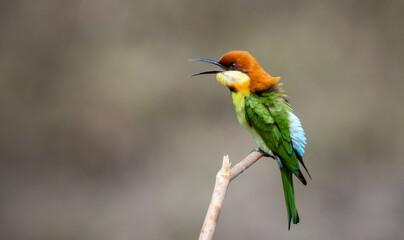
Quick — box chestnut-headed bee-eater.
[190,50,310,229]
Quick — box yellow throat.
[216,71,250,95]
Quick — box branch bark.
[199,151,268,240]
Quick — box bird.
[190,50,310,229]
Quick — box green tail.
[279,164,300,230]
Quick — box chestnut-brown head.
[190,50,280,93]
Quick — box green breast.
[231,92,271,153]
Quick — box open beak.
[189,58,227,77]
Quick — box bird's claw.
[250,147,275,159]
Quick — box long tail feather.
[279,164,300,230]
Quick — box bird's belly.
[247,127,272,154]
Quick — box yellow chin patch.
[216,71,250,94]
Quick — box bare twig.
[199,151,269,240]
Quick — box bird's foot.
[250,148,275,159]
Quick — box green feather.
[279,161,300,230]
[245,93,306,184]
[242,92,307,228]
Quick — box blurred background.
[1,0,403,239]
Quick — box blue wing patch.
[288,112,306,157]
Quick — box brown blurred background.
[1,0,403,239]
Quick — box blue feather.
[288,112,306,156]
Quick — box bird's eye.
[230,63,237,69]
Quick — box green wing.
[244,93,307,185]
[245,93,306,228]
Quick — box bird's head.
[190,50,280,93]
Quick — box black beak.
[189,58,227,77]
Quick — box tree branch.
[199,151,270,240]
